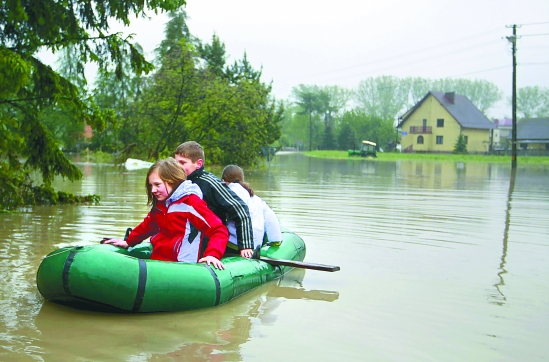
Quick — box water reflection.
[33,269,337,361]
[491,168,516,305]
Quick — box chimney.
[445,92,455,104]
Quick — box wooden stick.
[259,256,340,272]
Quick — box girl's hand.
[199,256,225,270]
[102,238,129,249]
[240,248,253,258]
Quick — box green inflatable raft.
[36,228,306,312]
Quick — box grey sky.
[45,0,549,118]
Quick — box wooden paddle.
[258,256,340,272]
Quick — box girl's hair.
[174,141,205,163]
[146,157,187,206]
[221,165,254,197]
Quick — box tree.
[408,77,432,106]
[0,0,185,210]
[517,86,549,118]
[337,122,357,151]
[339,110,395,151]
[431,78,502,113]
[92,55,145,154]
[355,76,409,121]
[279,106,313,150]
[292,85,321,151]
[401,77,503,115]
[453,134,468,154]
[124,16,282,165]
[197,34,227,79]
[131,39,202,159]
[155,9,193,64]
[316,86,352,150]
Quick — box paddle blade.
[259,257,340,272]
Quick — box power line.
[295,27,504,79]
[521,33,549,37]
[520,62,549,65]
[520,21,549,26]
[320,40,505,83]
[278,24,546,91]
[317,39,502,80]
[449,65,510,78]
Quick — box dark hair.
[174,141,205,163]
[221,165,254,197]
[146,158,187,206]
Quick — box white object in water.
[124,158,153,170]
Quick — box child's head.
[174,141,205,176]
[146,158,187,206]
[222,165,254,197]
[221,165,244,183]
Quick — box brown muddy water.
[1,153,548,361]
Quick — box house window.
[437,119,444,127]
[417,136,424,144]
[436,136,443,144]
[464,136,468,144]
[423,119,427,127]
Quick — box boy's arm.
[209,182,254,251]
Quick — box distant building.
[398,91,495,153]
[512,118,549,151]
[492,118,513,149]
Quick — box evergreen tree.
[156,9,193,64]
[453,134,468,154]
[197,34,227,79]
[1,0,184,210]
[337,122,357,151]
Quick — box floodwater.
[1,153,548,361]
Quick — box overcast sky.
[47,0,549,119]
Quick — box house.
[492,118,513,149]
[513,118,549,151]
[397,91,495,153]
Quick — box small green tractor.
[348,140,377,158]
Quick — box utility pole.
[309,111,313,151]
[506,24,519,169]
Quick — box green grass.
[304,150,549,164]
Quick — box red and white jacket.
[126,181,228,262]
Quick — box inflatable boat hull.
[36,229,306,312]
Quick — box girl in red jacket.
[103,158,228,269]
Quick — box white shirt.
[227,183,282,249]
